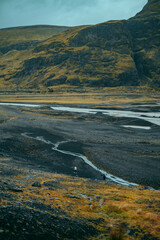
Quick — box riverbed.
[0,102,159,188]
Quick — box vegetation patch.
[0,158,159,239]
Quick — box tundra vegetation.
[0,157,160,240]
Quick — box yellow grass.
[0,88,160,105]
[0,158,160,239]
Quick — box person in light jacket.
[74,166,77,175]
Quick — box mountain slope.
[0,0,159,91]
[0,25,69,54]
[128,0,160,88]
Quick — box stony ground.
[0,103,160,188]
[0,156,160,240]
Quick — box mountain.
[0,25,69,54]
[0,0,159,91]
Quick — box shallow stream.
[22,133,138,187]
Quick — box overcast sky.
[0,0,148,29]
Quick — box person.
[74,166,77,175]
[102,174,106,181]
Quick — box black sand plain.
[0,103,160,189]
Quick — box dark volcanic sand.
[0,104,160,188]
[0,206,97,240]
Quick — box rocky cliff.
[0,0,159,90]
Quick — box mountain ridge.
[0,0,159,91]
[0,25,69,54]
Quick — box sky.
[0,0,148,29]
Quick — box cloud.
[0,0,148,29]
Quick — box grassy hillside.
[0,0,159,91]
[0,156,160,240]
[0,25,69,53]
[135,0,160,18]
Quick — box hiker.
[74,166,77,175]
[102,174,106,181]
